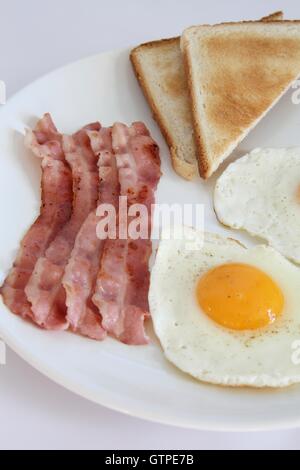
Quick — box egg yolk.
[196,263,284,331]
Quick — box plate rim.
[2,324,300,433]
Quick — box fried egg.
[214,148,300,264]
[149,227,300,387]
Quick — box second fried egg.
[214,148,300,264]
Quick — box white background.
[1,0,300,450]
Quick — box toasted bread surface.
[182,21,300,178]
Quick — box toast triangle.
[181,20,300,179]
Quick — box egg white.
[214,148,300,264]
[149,227,300,388]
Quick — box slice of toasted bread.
[131,37,197,180]
[130,12,283,180]
[181,20,300,179]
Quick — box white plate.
[1,48,300,432]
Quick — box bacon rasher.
[1,114,73,321]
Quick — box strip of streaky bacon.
[92,122,161,345]
[62,127,119,340]
[0,114,73,321]
[25,123,101,330]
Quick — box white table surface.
[1,0,300,450]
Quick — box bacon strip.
[92,122,161,345]
[62,128,118,340]
[0,114,73,321]
[25,123,101,330]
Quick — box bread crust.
[261,11,283,21]
[181,19,300,179]
[131,37,179,53]
[181,41,210,178]
[184,19,300,34]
